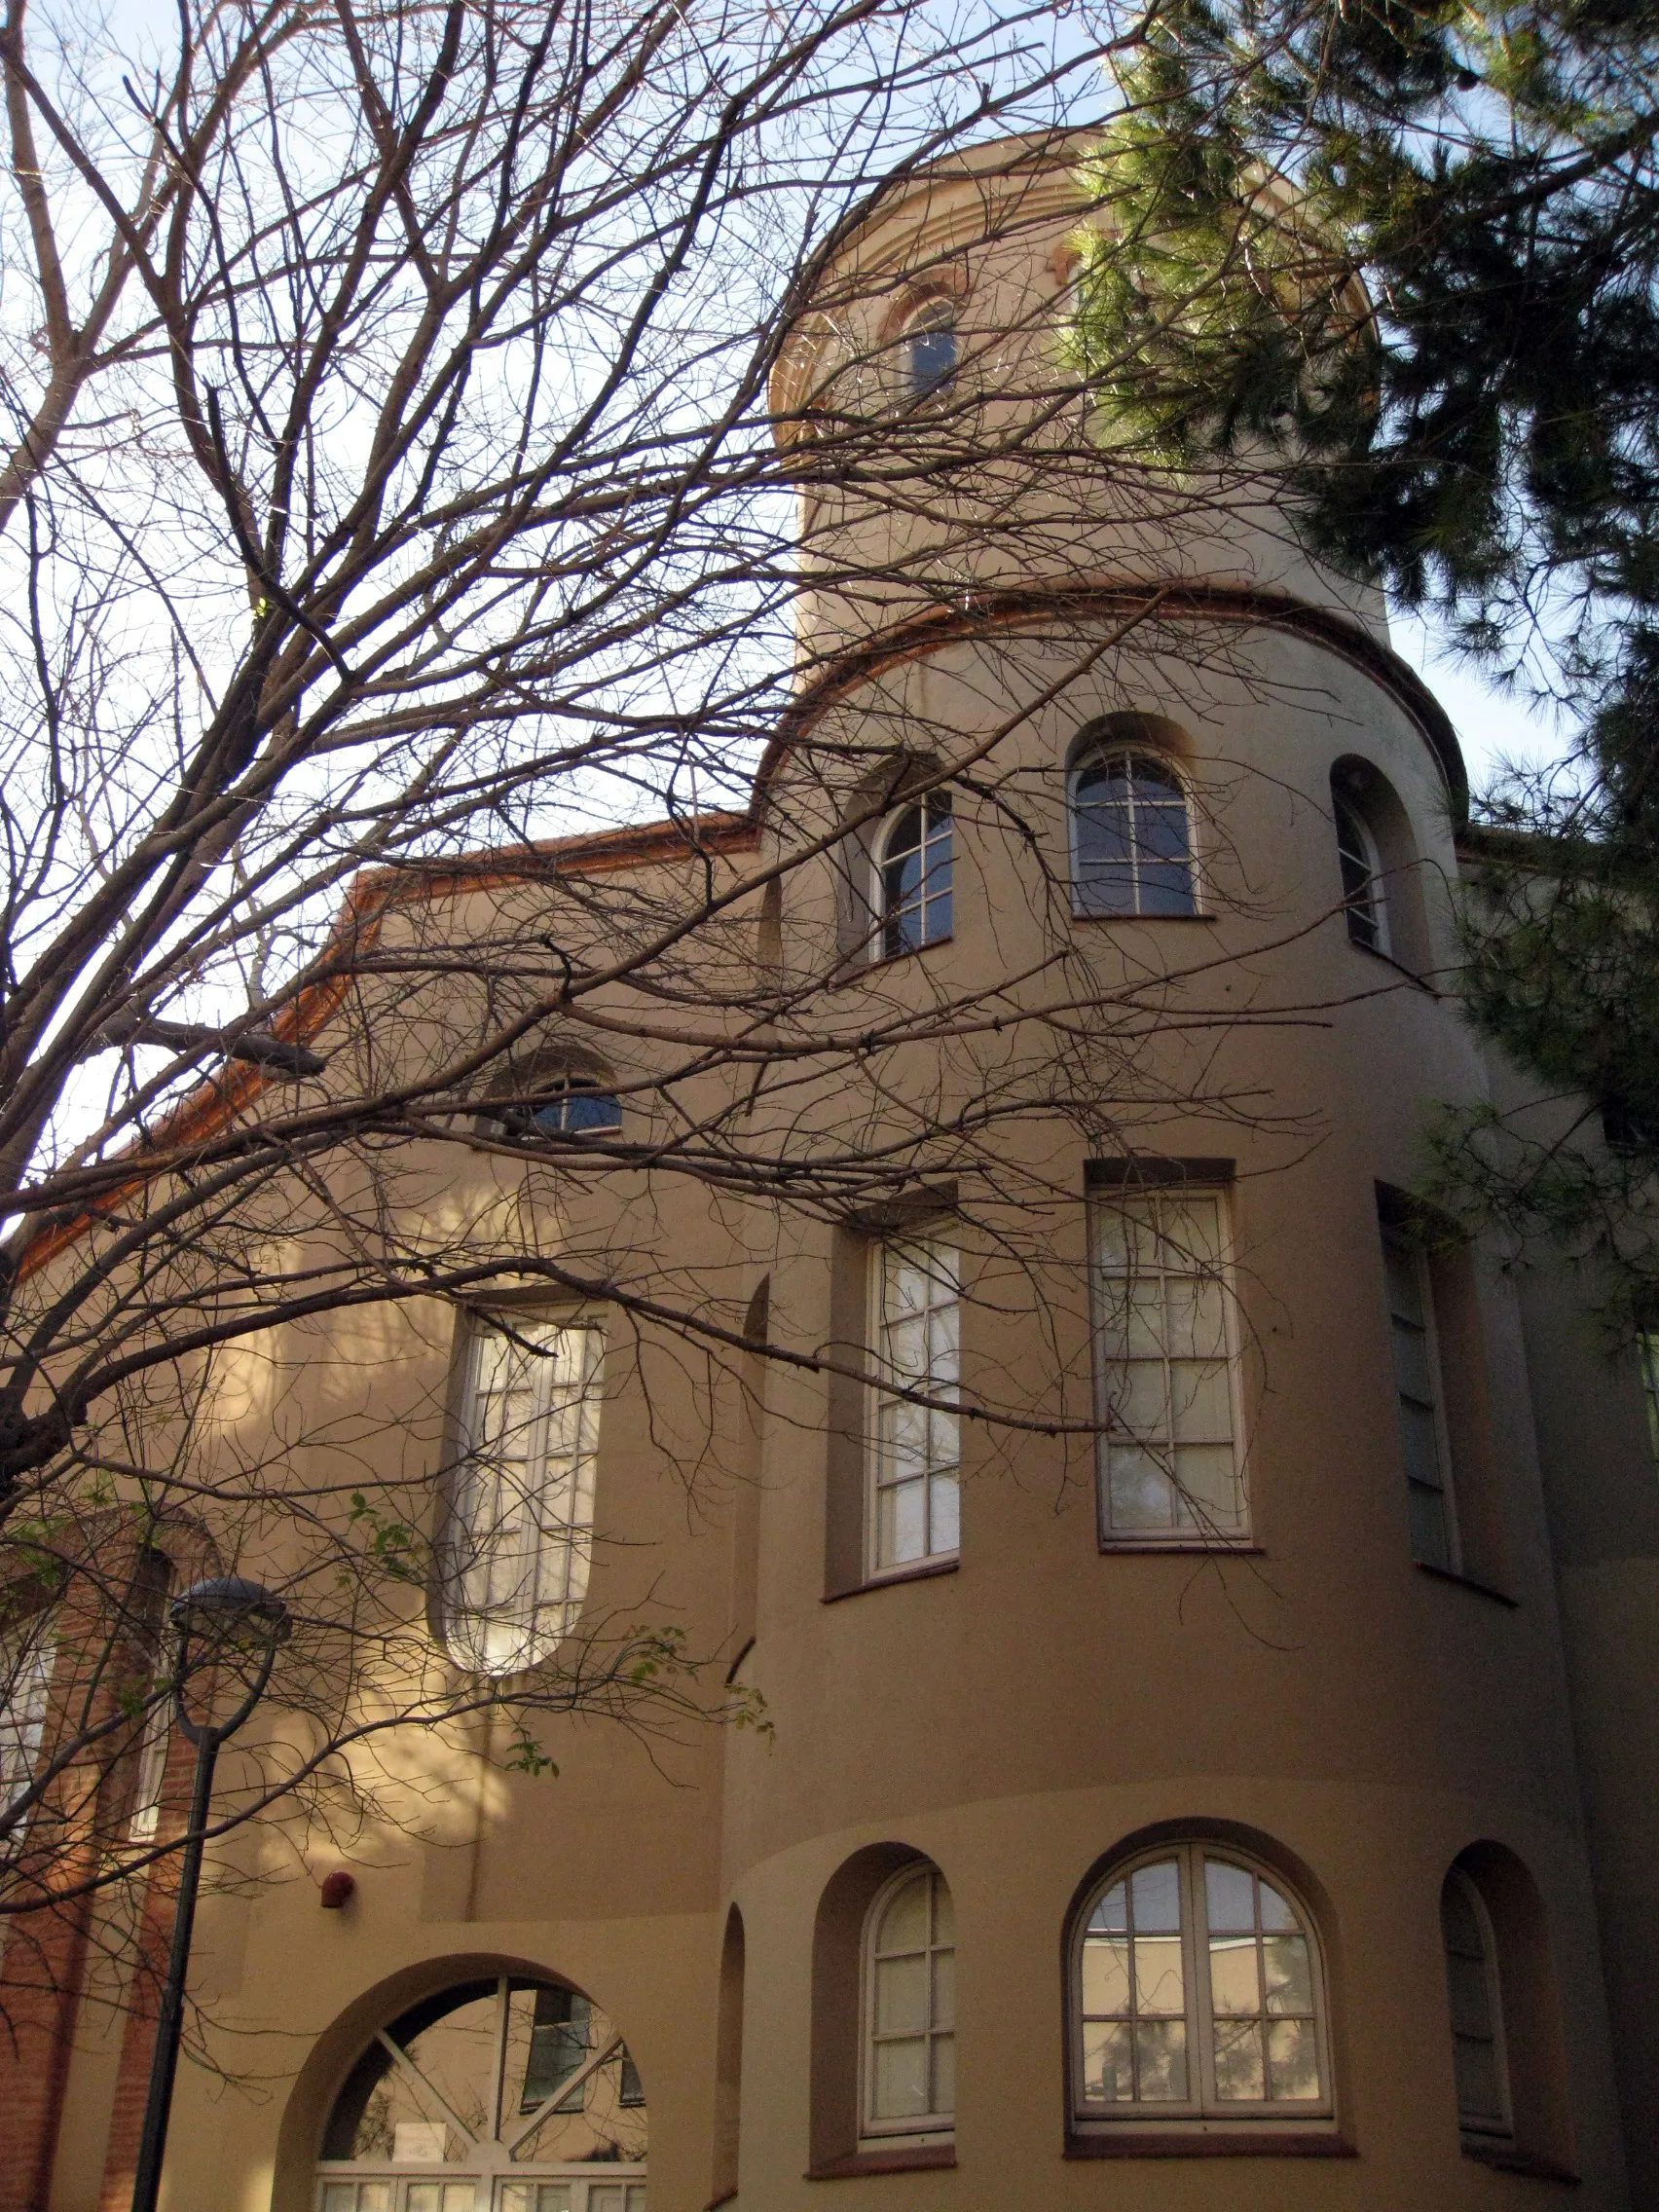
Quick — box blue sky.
[1390,611,1571,793]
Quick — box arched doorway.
[314,1973,645,2212]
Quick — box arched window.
[864,1863,955,2142]
[1441,1869,1512,2146]
[440,1315,606,1675]
[1070,750,1197,917]
[492,1072,622,1140]
[1334,792,1388,952]
[877,795,952,960]
[903,304,956,400]
[315,1973,646,2211]
[1070,1844,1331,2132]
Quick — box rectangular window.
[1093,1190,1246,1543]
[869,1237,960,1574]
[1381,1223,1457,1569]
[445,1316,605,1675]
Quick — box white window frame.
[1067,747,1200,920]
[1070,1844,1335,2135]
[869,796,953,964]
[442,1315,606,1676]
[861,1862,956,2145]
[1441,1868,1514,2147]
[1090,1185,1249,1547]
[1380,1222,1460,1573]
[1333,793,1390,954]
[866,1235,961,1579]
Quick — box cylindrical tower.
[719,131,1630,2208]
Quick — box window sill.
[1098,1539,1264,1556]
[833,937,954,988]
[1416,1561,1519,1608]
[824,1556,959,1604]
[1346,937,1438,995]
[1463,2142,1579,2184]
[1070,908,1216,926]
[1066,2130,1352,2159]
[808,2144,955,2179]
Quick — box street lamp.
[129,1576,291,2212]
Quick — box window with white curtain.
[442,1317,605,1675]
[0,1622,55,1820]
[869,1237,960,1574]
[1071,1844,1331,2130]
[863,1863,955,2142]
[1092,1189,1246,1543]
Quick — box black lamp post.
[129,1576,290,2212]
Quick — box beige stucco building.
[6,133,1657,2212]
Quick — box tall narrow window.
[1334,793,1388,951]
[877,796,952,960]
[1639,1329,1659,1468]
[1380,1223,1456,1570]
[0,1623,55,1817]
[1093,1189,1245,1543]
[864,1864,955,2141]
[1441,1870,1512,2146]
[1072,1845,1331,2133]
[443,1317,605,1675]
[1071,751,1197,917]
[870,1237,959,1574]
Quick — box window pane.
[1082,2021,1134,2101]
[321,2189,356,2212]
[1106,1446,1175,1528]
[1267,2018,1322,2100]
[1132,1935,1185,2015]
[872,2037,929,2118]
[876,1871,930,1953]
[1211,2018,1266,2101]
[1088,1881,1128,1934]
[1082,1935,1131,2016]
[1262,1935,1312,2016]
[1410,1479,1454,1568]
[875,1955,929,2038]
[908,321,956,395]
[1133,2019,1189,2101]
[1204,1860,1256,1933]
[1131,1859,1182,1932]
[1207,1936,1261,2016]
[930,2032,956,2115]
[931,1948,956,2033]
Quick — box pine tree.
[1068,0,1659,1323]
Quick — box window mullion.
[1186,1849,1216,2118]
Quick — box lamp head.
[169,1575,291,1649]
